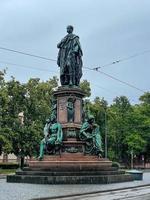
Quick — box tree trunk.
[20,156,24,169]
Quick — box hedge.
[0,163,19,169]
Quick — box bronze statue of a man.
[57,25,83,86]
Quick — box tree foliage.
[0,71,58,158]
[80,79,91,97]
[0,71,150,165]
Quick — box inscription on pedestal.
[74,99,81,123]
[58,97,67,123]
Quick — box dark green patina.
[79,115,103,156]
[39,113,63,160]
[57,25,83,86]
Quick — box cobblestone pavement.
[0,173,150,200]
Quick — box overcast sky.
[0,0,150,104]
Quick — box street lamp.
[104,111,108,158]
[131,150,134,169]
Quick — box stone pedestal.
[53,86,84,124]
[53,87,85,145]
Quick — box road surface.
[42,186,150,200]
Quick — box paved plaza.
[0,172,150,200]
[44,186,150,200]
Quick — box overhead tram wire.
[0,60,119,99]
[0,46,146,93]
[0,60,58,73]
[2,46,150,68]
[93,49,150,70]
[0,59,144,94]
[84,66,146,93]
[0,60,132,101]
[0,46,57,62]
[97,70,146,93]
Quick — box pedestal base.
[7,153,133,184]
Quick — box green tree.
[125,132,146,155]
[107,96,133,163]
[88,97,108,154]
[10,76,58,160]
[80,79,91,97]
[0,73,58,163]
[137,92,150,162]
[0,70,13,155]
[25,76,58,124]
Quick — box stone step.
[28,160,112,170]
[30,154,109,162]
[16,170,125,176]
[7,174,133,184]
[23,166,118,172]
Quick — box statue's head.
[67,25,74,34]
[87,115,95,124]
[50,113,56,123]
[46,118,50,123]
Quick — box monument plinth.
[54,86,84,125]
[53,86,85,153]
[7,25,133,184]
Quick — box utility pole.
[18,112,24,169]
[131,150,134,169]
[104,111,108,158]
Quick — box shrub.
[0,163,19,169]
[112,161,120,169]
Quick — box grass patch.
[0,169,16,174]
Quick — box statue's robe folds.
[79,122,102,155]
[57,33,83,86]
[39,122,63,158]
